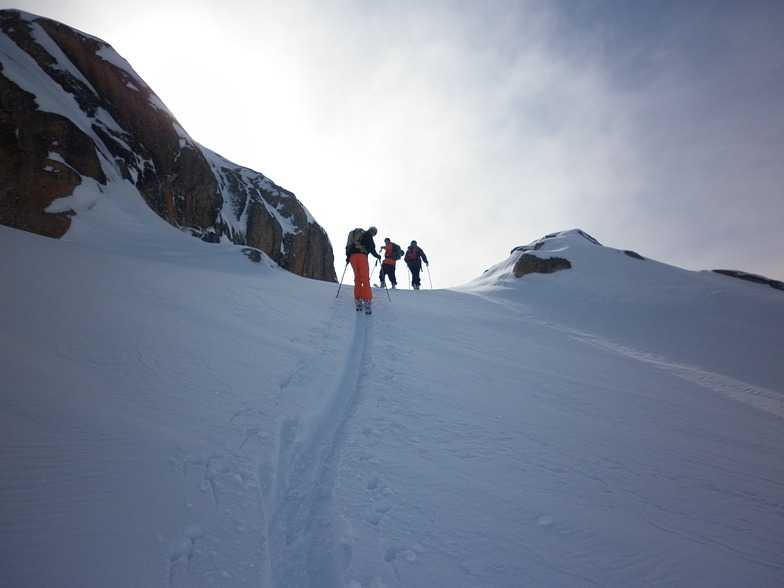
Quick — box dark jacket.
[405,245,428,268]
[347,230,382,260]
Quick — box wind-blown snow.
[1,184,783,587]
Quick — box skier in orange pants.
[346,226,381,313]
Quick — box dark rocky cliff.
[0,9,335,281]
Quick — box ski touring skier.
[405,240,429,290]
[379,238,401,289]
[346,226,382,313]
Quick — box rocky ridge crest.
[0,9,335,281]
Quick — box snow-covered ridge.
[465,228,783,294]
[463,229,642,289]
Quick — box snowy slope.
[1,188,784,587]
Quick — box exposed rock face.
[512,254,572,278]
[509,230,589,278]
[713,270,784,292]
[0,9,335,281]
[508,230,645,278]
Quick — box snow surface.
[2,183,784,587]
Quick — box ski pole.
[370,258,379,282]
[335,262,349,298]
[376,260,392,301]
[426,264,433,289]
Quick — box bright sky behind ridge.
[8,0,784,286]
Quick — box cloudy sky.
[11,0,784,286]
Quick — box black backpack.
[390,243,403,261]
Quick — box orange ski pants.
[350,253,372,300]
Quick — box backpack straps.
[354,229,368,253]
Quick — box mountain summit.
[0,9,335,281]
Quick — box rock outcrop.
[512,254,572,278]
[713,269,784,292]
[0,9,335,281]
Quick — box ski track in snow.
[263,306,374,586]
[576,336,784,420]
[471,291,784,420]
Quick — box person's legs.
[351,253,372,300]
